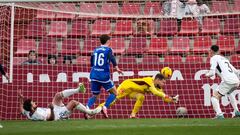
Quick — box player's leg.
[128,92,145,118]
[227,84,240,117]
[211,91,223,119]
[100,81,117,118]
[86,81,101,108]
[211,82,228,119]
[66,100,102,115]
[52,83,85,106]
[98,85,131,108]
[84,81,101,119]
[228,93,240,117]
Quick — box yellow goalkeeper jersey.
[118,77,172,102]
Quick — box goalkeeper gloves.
[172,95,179,103]
[163,95,179,103]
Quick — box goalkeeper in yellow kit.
[99,73,179,118]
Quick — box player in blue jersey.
[85,35,123,119]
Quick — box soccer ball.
[176,107,188,117]
[161,67,172,78]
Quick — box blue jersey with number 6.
[90,45,117,82]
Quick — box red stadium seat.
[230,54,240,62]
[38,38,57,56]
[15,8,36,22]
[81,38,100,55]
[76,56,91,65]
[48,21,68,38]
[170,37,190,54]
[15,39,37,56]
[142,55,160,64]
[179,19,199,35]
[13,57,28,65]
[68,20,88,38]
[193,36,212,54]
[79,3,98,18]
[134,20,155,36]
[221,18,240,34]
[211,1,229,13]
[91,20,111,36]
[119,56,137,64]
[164,55,182,63]
[13,24,28,40]
[143,2,162,15]
[122,3,141,15]
[101,3,119,15]
[126,37,147,54]
[201,18,220,35]
[79,3,98,13]
[36,4,56,19]
[185,55,203,63]
[113,20,133,36]
[61,39,80,55]
[157,19,178,36]
[109,38,125,55]
[55,3,76,20]
[26,21,47,38]
[147,37,168,54]
[216,35,235,53]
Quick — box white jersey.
[210,55,240,84]
[23,107,51,121]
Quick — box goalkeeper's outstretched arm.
[149,87,179,103]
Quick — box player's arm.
[229,64,240,78]
[90,55,94,67]
[205,57,217,77]
[18,91,25,115]
[149,87,177,103]
[109,49,123,75]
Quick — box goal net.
[1,0,240,120]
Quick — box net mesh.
[1,0,240,120]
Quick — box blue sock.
[87,96,97,108]
[105,93,116,108]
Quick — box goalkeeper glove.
[172,95,179,103]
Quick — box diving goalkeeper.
[99,73,179,118]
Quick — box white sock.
[211,97,223,115]
[76,103,102,115]
[61,89,79,98]
[228,93,239,112]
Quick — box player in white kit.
[18,83,102,121]
[205,45,240,119]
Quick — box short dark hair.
[100,34,110,45]
[28,50,37,55]
[48,55,57,64]
[23,98,32,111]
[63,56,73,64]
[154,73,165,80]
[211,45,219,53]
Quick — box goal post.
[1,0,240,120]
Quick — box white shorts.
[217,82,239,96]
[53,105,71,120]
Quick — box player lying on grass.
[205,45,240,119]
[97,73,179,118]
[18,83,102,121]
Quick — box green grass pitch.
[1,118,240,135]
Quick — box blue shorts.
[91,80,115,95]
